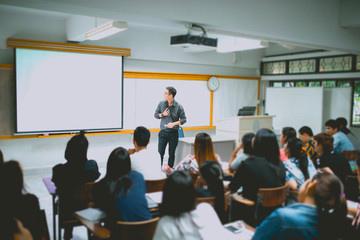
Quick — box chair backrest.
[190,173,199,185]
[196,196,216,206]
[145,179,166,193]
[342,150,360,161]
[115,217,160,240]
[257,184,289,208]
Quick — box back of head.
[65,132,88,167]
[312,171,347,239]
[105,147,131,181]
[314,133,334,154]
[336,117,350,134]
[199,161,225,220]
[286,138,309,179]
[0,216,22,240]
[194,132,217,166]
[242,133,255,155]
[133,126,151,147]
[0,160,24,199]
[298,126,314,137]
[160,171,195,217]
[282,127,297,143]
[253,128,280,166]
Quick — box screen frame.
[14,48,124,135]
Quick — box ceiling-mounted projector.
[170,24,217,52]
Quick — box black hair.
[242,133,255,155]
[134,126,151,147]
[199,161,225,222]
[312,171,347,239]
[0,160,25,198]
[253,128,281,166]
[0,216,21,240]
[104,147,132,194]
[64,132,88,168]
[298,126,314,137]
[314,133,334,154]
[166,86,177,98]
[325,119,339,130]
[160,171,195,217]
[0,149,3,165]
[336,117,350,135]
[286,138,309,180]
[281,127,297,143]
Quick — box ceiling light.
[85,20,128,40]
[216,36,267,53]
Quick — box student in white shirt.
[153,171,236,240]
[129,126,166,180]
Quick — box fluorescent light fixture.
[85,20,128,40]
[216,36,267,53]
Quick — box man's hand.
[166,122,176,128]
[162,108,169,117]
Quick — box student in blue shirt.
[325,119,354,154]
[93,147,151,227]
[253,170,347,240]
[284,138,316,190]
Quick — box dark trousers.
[158,129,178,167]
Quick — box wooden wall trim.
[7,38,131,57]
[0,64,13,70]
[0,126,215,140]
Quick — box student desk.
[175,135,236,166]
[42,177,57,240]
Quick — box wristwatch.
[159,113,163,118]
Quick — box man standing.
[154,87,186,168]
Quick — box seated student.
[0,161,42,240]
[313,133,355,199]
[279,127,297,161]
[93,147,151,226]
[284,138,316,190]
[253,170,347,240]
[229,128,286,202]
[128,126,166,180]
[325,119,354,154]
[228,133,255,173]
[168,132,220,174]
[52,132,100,239]
[153,171,235,240]
[337,117,360,149]
[298,126,317,163]
[197,161,226,223]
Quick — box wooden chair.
[114,217,160,240]
[196,196,216,206]
[342,150,360,173]
[58,182,95,240]
[145,179,166,193]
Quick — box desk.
[42,177,57,240]
[223,220,255,240]
[175,135,236,166]
[347,200,359,217]
[74,211,111,239]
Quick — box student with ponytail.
[93,147,151,227]
[284,138,316,190]
[253,170,347,240]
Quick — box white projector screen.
[16,48,123,133]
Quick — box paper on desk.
[146,191,163,204]
[75,208,106,222]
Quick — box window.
[272,82,283,87]
[337,80,351,88]
[308,81,321,87]
[289,59,316,74]
[295,81,307,87]
[352,81,360,126]
[322,80,336,88]
[319,56,352,72]
[357,55,360,71]
[284,81,295,87]
[262,61,286,75]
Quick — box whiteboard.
[213,78,258,123]
[323,88,352,125]
[265,87,324,134]
[124,78,211,129]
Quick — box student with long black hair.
[93,147,151,226]
[153,171,234,240]
[279,127,297,161]
[197,161,226,222]
[228,132,255,172]
[52,132,100,239]
[284,138,316,190]
[229,128,286,202]
[253,170,347,240]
